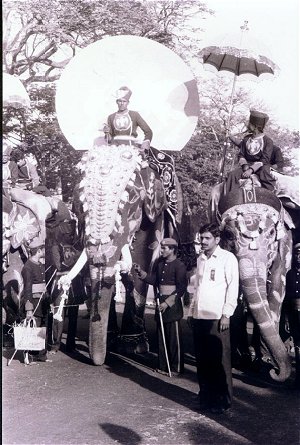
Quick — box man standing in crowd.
[21,237,50,363]
[284,242,300,389]
[188,223,239,414]
[134,238,187,376]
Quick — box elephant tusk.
[114,262,123,303]
[120,244,133,273]
[53,287,69,322]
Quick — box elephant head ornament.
[74,144,168,365]
[219,187,293,382]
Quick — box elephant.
[2,194,42,265]
[2,191,75,329]
[212,182,297,382]
[68,143,182,365]
[2,194,42,330]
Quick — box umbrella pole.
[218,74,237,183]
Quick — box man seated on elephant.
[103,86,153,159]
[2,142,18,197]
[224,109,276,194]
[10,146,41,191]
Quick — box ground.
[2,304,299,445]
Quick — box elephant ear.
[174,173,183,224]
[142,168,167,222]
[8,202,40,249]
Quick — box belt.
[159,285,176,295]
[291,299,300,310]
[32,283,46,293]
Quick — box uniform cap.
[3,142,12,156]
[27,235,45,249]
[116,86,132,101]
[249,109,269,130]
[161,238,178,247]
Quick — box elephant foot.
[135,340,149,355]
[118,333,149,355]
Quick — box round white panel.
[56,35,199,151]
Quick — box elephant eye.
[120,150,133,161]
[267,228,276,238]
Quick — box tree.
[3,0,213,199]
[3,0,213,84]
[173,75,300,222]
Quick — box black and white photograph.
[2,0,299,444]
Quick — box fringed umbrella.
[3,73,30,109]
[198,21,279,181]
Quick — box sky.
[192,0,299,131]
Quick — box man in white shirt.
[188,223,239,414]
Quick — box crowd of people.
[2,92,299,417]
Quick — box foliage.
[173,76,300,222]
[3,0,213,198]
[3,0,212,84]
[3,0,298,211]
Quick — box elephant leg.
[89,275,114,366]
[66,305,79,352]
[120,274,149,354]
[107,296,119,352]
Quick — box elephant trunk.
[89,276,115,366]
[240,274,291,382]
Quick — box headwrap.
[116,86,132,101]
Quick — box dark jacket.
[144,257,187,322]
[107,110,153,142]
[238,134,274,165]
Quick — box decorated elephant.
[2,194,42,265]
[2,194,42,328]
[2,192,75,322]
[63,143,182,365]
[211,181,298,382]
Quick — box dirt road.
[2,305,299,445]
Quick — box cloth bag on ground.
[13,318,46,351]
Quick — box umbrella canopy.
[198,21,279,181]
[199,45,277,77]
[56,35,200,152]
[3,73,31,109]
[198,21,279,79]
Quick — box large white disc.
[56,35,199,151]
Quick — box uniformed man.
[21,237,50,362]
[134,238,187,376]
[2,142,18,197]
[225,109,276,193]
[11,146,41,191]
[104,86,153,153]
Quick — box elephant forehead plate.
[81,145,140,242]
[56,35,199,152]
